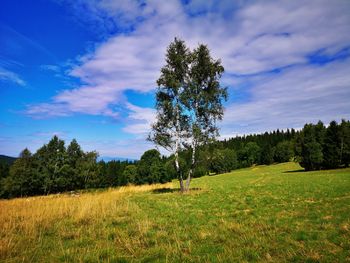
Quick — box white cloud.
[81,138,155,159]
[40,64,60,72]
[0,67,26,86]
[123,103,156,134]
[27,0,350,144]
[25,84,121,118]
[25,103,70,118]
[221,57,350,136]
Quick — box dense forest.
[1,119,349,198]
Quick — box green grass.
[1,162,350,262]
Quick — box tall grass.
[1,163,349,262]
[0,183,172,262]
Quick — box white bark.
[185,100,199,191]
[175,101,185,192]
[185,138,196,191]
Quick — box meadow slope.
[0,162,349,262]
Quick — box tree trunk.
[184,97,199,192]
[175,149,185,193]
[175,101,185,193]
[185,170,192,191]
[179,175,185,192]
[185,140,196,191]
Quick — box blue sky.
[1,0,350,159]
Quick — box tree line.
[0,119,349,198]
[0,136,174,198]
[172,119,349,175]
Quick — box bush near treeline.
[1,119,349,198]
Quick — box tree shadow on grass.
[283,169,305,173]
[152,187,202,194]
[152,188,179,194]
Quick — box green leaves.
[184,43,227,142]
[297,120,350,171]
[150,38,227,156]
[137,149,170,184]
[150,38,227,191]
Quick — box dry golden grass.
[0,182,173,261]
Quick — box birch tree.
[149,39,227,192]
[149,38,190,192]
[183,44,227,190]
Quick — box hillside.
[0,162,349,262]
[0,155,16,165]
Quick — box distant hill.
[0,155,135,164]
[98,156,137,162]
[0,155,17,165]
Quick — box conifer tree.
[261,144,274,164]
[4,149,35,197]
[274,141,293,163]
[122,165,138,184]
[300,124,323,171]
[323,121,341,169]
[339,119,350,167]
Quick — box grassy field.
[0,162,350,262]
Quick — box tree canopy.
[149,38,227,192]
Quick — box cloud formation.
[123,103,156,134]
[221,58,350,135]
[0,67,26,86]
[27,0,350,143]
